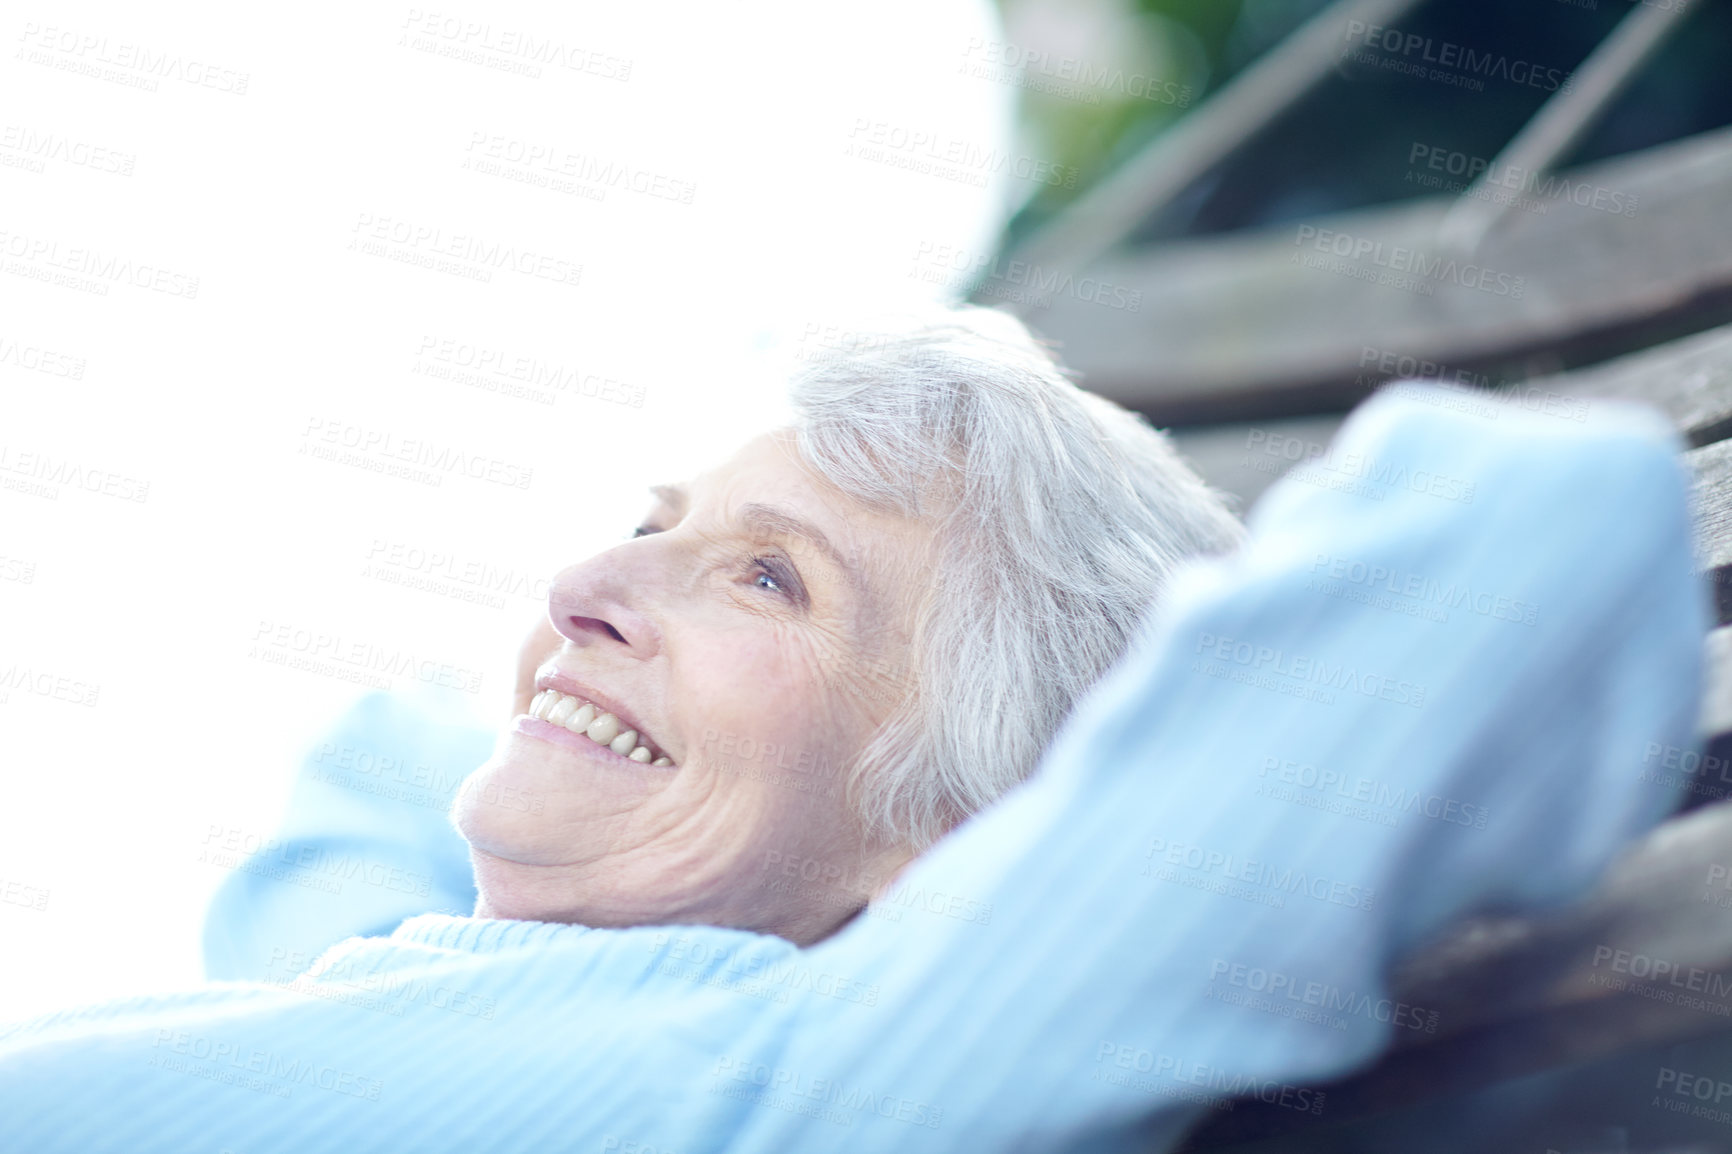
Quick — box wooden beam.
[1020,127,1732,428]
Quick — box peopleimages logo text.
[1193,631,1428,707]
[1293,225,1525,299]
[1343,21,1573,93]
[912,241,1142,311]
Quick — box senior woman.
[0,305,1707,1154]
[201,306,1249,972]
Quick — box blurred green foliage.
[999,0,1284,243]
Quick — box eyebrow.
[736,503,854,581]
[647,484,862,592]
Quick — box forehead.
[698,432,833,506]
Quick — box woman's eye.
[749,557,792,597]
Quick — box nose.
[547,550,663,658]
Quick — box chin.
[451,743,575,866]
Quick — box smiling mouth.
[524,689,675,767]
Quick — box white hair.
[785,304,1247,850]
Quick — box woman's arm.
[201,691,487,980]
[723,384,1708,1150]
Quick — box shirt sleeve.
[715,384,1710,1152]
[200,692,488,981]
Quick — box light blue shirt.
[0,386,1708,1153]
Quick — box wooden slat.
[1014,126,1732,427]
[1169,320,1732,513]
[1550,322,1732,448]
[1178,988,1732,1150]
[1705,626,1732,742]
[1692,441,1732,625]
[1685,626,1732,817]
[1693,440,1732,569]
[1179,796,1732,1149]
[1167,345,1732,618]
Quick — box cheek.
[680,625,863,769]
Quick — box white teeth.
[586,712,621,745]
[566,702,598,732]
[527,691,672,766]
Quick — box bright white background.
[0,0,1023,1021]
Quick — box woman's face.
[453,429,933,944]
